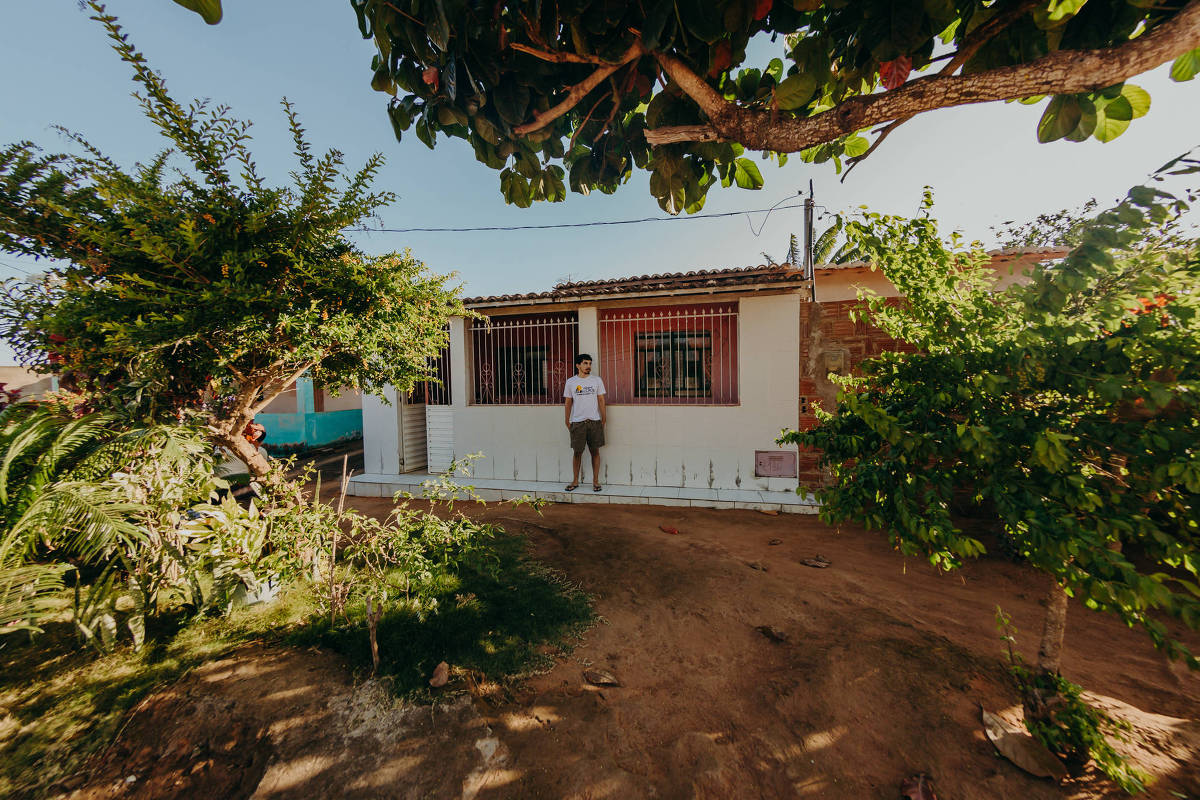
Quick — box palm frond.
[27,413,118,498]
[786,233,802,267]
[0,562,73,634]
[813,218,842,264]
[0,410,58,505]
[5,481,148,564]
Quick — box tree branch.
[514,42,645,135]
[652,52,733,121]
[841,0,1041,177]
[569,90,610,154]
[646,0,1200,151]
[249,361,316,417]
[640,124,727,145]
[510,42,612,65]
[840,115,913,182]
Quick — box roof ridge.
[553,263,792,290]
[463,246,1069,306]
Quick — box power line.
[0,260,33,277]
[351,201,808,234]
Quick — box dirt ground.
[61,499,1200,800]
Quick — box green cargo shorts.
[569,419,605,454]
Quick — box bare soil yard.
[62,498,1200,800]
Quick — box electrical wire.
[350,200,808,235]
[0,260,33,277]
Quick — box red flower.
[422,66,440,91]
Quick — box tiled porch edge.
[347,473,819,514]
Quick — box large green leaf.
[427,0,451,52]
[371,64,395,96]
[473,115,501,146]
[542,166,566,202]
[493,80,530,127]
[1063,101,1097,142]
[171,0,222,24]
[1036,96,1083,143]
[732,158,763,189]
[843,135,870,158]
[1093,95,1132,142]
[1041,0,1088,23]
[679,0,727,43]
[1169,48,1200,82]
[500,169,532,208]
[641,1,676,50]
[1121,84,1151,119]
[775,73,817,111]
[415,115,436,149]
[765,58,785,83]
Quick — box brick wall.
[796,299,914,486]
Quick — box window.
[600,302,738,405]
[636,331,712,398]
[497,345,547,397]
[471,312,578,404]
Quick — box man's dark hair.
[575,353,592,365]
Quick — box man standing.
[563,353,606,492]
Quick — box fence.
[599,303,738,404]
[470,312,579,405]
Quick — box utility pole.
[803,180,816,302]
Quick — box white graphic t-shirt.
[564,374,606,422]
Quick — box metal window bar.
[599,303,738,405]
[471,312,579,405]
[417,337,452,405]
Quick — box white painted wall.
[815,259,1039,302]
[437,293,802,491]
[362,386,400,475]
[814,268,897,302]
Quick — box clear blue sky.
[1,1,1196,364]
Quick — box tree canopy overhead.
[167,0,1200,212]
[328,0,1200,213]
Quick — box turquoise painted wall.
[257,376,363,448]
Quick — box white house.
[348,248,1065,512]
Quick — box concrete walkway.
[347,472,819,514]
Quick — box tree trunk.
[1023,576,1070,733]
[1037,578,1069,675]
[215,427,271,477]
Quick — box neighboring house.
[349,248,1066,511]
[0,366,56,401]
[256,375,364,450]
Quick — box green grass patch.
[0,587,315,799]
[0,530,592,798]
[294,531,595,699]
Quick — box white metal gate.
[397,397,427,473]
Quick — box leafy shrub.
[0,404,216,641]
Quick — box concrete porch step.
[347,473,819,514]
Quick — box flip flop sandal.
[593,484,602,492]
[565,483,579,491]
